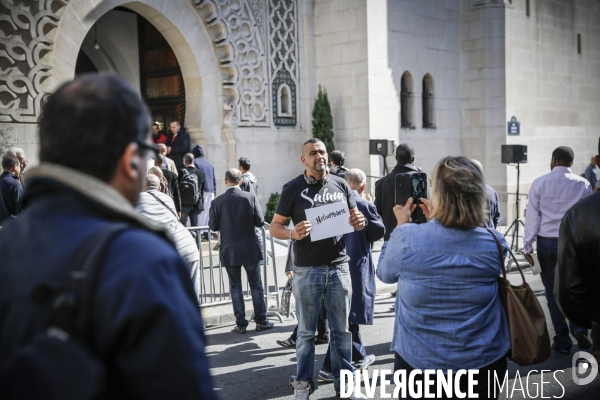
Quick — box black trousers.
[393,353,507,400]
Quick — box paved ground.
[204,262,600,400]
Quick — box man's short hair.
[2,155,18,171]
[552,146,574,164]
[225,168,242,184]
[148,166,163,179]
[170,120,180,127]
[39,74,150,182]
[344,168,366,189]
[238,157,251,171]
[158,143,167,153]
[303,138,324,147]
[395,143,415,164]
[144,174,160,189]
[153,123,159,128]
[183,153,194,165]
[330,150,345,167]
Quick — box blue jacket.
[346,191,385,325]
[0,171,22,225]
[0,164,216,399]
[192,145,216,194]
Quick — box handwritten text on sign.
[305,201,354,242]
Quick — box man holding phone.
[374,143,427,263]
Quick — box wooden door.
[138,16,185,136]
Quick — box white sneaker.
[293,386,310,400]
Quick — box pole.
[515,163,520,249]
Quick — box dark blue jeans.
[322,324,366,372]
[180,205,200,227]
[225,263,267,327]
[537,236,586,351]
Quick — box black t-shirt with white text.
[275,174,356,266]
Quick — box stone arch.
[50,0,233,166]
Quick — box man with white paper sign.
[269,138,366,399]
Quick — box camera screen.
[412,176,427,200]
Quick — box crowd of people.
[0,73,599,400]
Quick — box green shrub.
[265,192,290,225]
[312,85,335,154]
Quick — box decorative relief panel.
[267,0,297,127]
[195,0,270,127]
[0,0,69,123]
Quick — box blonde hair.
[430,156,486,229]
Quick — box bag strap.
[486,228,526,284]
[49,223,130,340]
[148,191,178,218]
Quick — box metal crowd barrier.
[187,224,290,324]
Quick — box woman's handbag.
[487,229,552,366]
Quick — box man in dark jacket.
[318,168,385,382]
[180,153,205,227]
[0,75,215,399]
[166,120,190,172]
[374,143,426,263]
[208,168,273,334]
[556,137,600,363]
[154,154,181,217]
[239,157,258,195]
[0,155,22,225]
[192,144,216,229]
[329,150,348,178]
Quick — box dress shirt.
[524,166,592,254]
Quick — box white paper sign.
[305,202,354,242]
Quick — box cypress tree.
[311,85,335,153]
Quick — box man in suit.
[208,169,274,334]
[375,143,426,264]
[318,168,385,382]
[157,143,178,177]
[166,121,190,173]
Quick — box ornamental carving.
[0,0,69,123]
[268,0,297,126]
[195,0,270,127]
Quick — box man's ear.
[119,143,141,181]
[360,183,366,192]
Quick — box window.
[278,84,292,117]
[422,74,435,128]
[400,71,414,128]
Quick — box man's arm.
[492,191,501,229]
[171,177,182,214]
[212,167,216,196]
[364,202,385,243]
[555,213,591,329]
[208,204,219,232]
[13,181,23,214]
[374,179,382,214]
[523,183,541,256]
[270,214,311,241]
[253,195,265,228]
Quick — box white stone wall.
[505,0,600,192]
[376,0,462,179]
[313,0,370,173]
[459,0,508,191]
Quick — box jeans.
[292,263,355,392]
[180,205,200,227]
[322,324,366,372]
[537,236,586,350]
[393,352,507,399]
[225,263,267,327]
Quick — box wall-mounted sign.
[508,116,520,136]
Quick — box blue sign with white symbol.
[508,116,520,135]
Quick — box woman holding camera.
[377,156,510,399]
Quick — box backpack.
[0,223,129,400]
[180,169,200,206]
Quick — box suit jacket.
[167,128,191,170]
[165,157,178,177]
[0,171,22,225]
[208,187,264,266]
[375,163,427,241]
[346,191,385,325]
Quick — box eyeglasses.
[134,140,160,159]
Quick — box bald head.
[148,166,163,179]
[225,168,242,187]
[344,168,366,193]
[157,143,167,155]
[144,174,160,190]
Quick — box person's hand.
[524,253,534,266]
[291,221,312,240]
[178,212,181,218]
[362,193,372,202]
[419,198,432,221]
[285,271,294,278]
[349,208,366,230]
[393,197,417,227]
